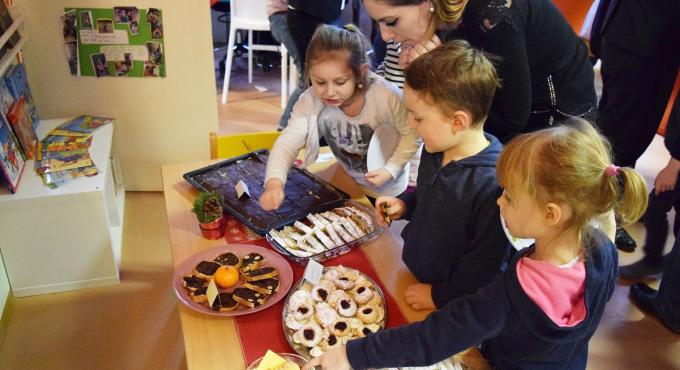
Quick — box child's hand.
[303,345,351,370]
[365,168,393,187]
[259,179,285,211]
[375,196,406,225]
[404,283,436,311]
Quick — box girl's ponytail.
[615,167,648,226]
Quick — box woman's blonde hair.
[371,0,468,30]
[303,24,373,89]
[404,39,500,127]
[497,118,648,242]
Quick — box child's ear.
[450,110,473,132]
[545,202,565,226]
[359,63,369,80]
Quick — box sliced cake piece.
[190,286,208,303]
[182,275,207,291]
[214,252,241,269]
[218,292,239,312]
[242,266,279,282]
[239,253,265,272]
[193,260,221,279]
[242,277,280,295]
[232,287,266,308]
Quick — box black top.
[441,0,597,141]
[398,134,510,307]
[347,229,618,370]
[594,0,680,63]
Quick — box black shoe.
[630,283,680,334]
[615,225,637,252]
[619,259,663,280]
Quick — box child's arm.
[344,278,507,369]
[261,89,318,210]
[431,189,510,307]
[381,83,422,180]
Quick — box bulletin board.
[62,7,165,78]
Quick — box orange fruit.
[214,266,239,289]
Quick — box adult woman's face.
[363,0,433,46]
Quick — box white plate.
[367,124,400,172]
[500,214,535,251]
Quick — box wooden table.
[162,158,489,369]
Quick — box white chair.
[221,0,291,108]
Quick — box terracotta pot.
[199,217,225,240]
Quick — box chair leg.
[281,44,287,109]
[248,30,253,84]
[221,25,237,104]
[290,60,298,95]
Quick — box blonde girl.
[260,24,420,210]
[304,119,648,370]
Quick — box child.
[304,119,648,370]
[259,24,421,210]
[375,41,510,311]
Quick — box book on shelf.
[37,147,93,173]
[41,164,98,189]
[49,115,113,137]
[0,110,25,192]
[6,95,37,159]
[40,134,93,152]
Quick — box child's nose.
[379,25,395,42]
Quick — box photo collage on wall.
[60,6,165,77]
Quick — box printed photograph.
[124,52,133,68]
[61,10,77,42]
[97,19,114,34]
[143,61,160,77]
[146,41,163,64]
[129,20,138,35]
[90,53,109,77]
[79,10,93,29]
[64,41,78,75]
[114,7,139,24]
[147,8,163,39]
[114,61,129,76]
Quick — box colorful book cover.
[6,96,37,159]
[37,148,93,173]
[50,115,113,137]
[0,77,14,114]
[42,164,98,188]
[41,134,93,152]
[0,111,25,193]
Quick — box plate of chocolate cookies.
[174,243,294,316]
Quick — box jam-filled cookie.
[311,284,332,303]
[297,323,323,348]
[314,302,339,328]
[357,305,379,324]
[351,285,374,305]
[330,319,351,337]
[336,298,358,317]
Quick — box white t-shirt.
[265,77,421,197]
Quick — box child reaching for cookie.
[375,41,511,310]
[304,119,648,370]
[259,24,421,210]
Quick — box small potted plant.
[192,191,225,240]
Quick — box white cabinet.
[0,118,124,297]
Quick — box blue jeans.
[656,228,680,332]
[269,12,304,130]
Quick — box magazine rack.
[0,118,125,296]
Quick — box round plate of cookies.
[281,265,387,359]
[174,243,294,316]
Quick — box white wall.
[15,0,219,190]
[0,249,9,317]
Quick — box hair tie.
[605,164,620,177]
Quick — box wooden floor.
[0,54,678,370]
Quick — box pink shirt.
[517,255,587,327]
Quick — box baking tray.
[183,149,350,235]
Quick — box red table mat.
[234,238,409,365]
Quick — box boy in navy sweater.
[374,40,510,310]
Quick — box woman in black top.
[363,0,597,142]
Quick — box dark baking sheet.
[183,149,350,235]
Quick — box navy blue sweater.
[347,229,618,370]
[399,133,511,307]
